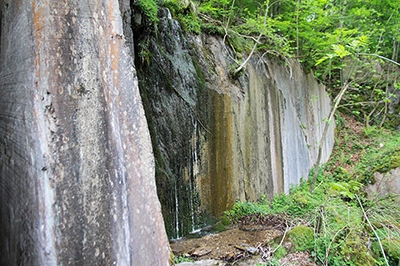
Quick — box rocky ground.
[171,214,317,265]
[171,227,280,261]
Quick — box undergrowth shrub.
[136,0,159,24]
[224,200,268,222]
[223,120,400,265]
[288,225,314,252]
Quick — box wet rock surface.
[136,9,335,239]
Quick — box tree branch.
[358,53,400,67]
[233,0,270,75]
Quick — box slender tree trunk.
[379,75,390,127]
[393,39,398,63]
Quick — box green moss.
[273,245,288,259]
[228,62,244,80]
[342,236,377,266]
[179,15,201,34]
[219,214,231,226]
[375,150,400,174]
[288,226,314,252]
[389,155,400,169]
[163,0,184,15]
[213,221,226,232]
[382,237,400,259]
[356,143,400,183]
[191,56,206,87]
[227,33,247,55]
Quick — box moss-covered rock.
[273,245,288,259]
[342,236,377,266]
[375,150,400,174]
[288,225,314,252]
[269,225,314,260]
[389,155,400,169]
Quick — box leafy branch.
[311,35,400,191]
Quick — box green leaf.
[315,53,335,66]
[332,44,351,58]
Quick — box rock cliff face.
[0,0,336,261]
[135,9,335,238]
[0,1,170,265]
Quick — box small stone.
[189,247,212,257]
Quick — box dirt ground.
[170,226,281,261]
[171,214,317,265]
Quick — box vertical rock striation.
[135,10,334,238]
[0,0,170,265]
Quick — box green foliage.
[355,132,400,183]
[329,180,361,199]
[224,199,269,222]
[269,0,399,128]
[270,179,324,216]
[273,245,287,259]
[275,0,399,66]
[164,0,201,34]
[367,195,400,265]
[341,235,378,266]
[372,235,400,265]
[160,1,399,127]
[163,0,184,14]
[288,226,314,251]
[326,115,400,184]
[173,255,193,264]
[213,220,226,232]
[198,0,232,20]
[136,0,159,24]
[314,35,368,67]
[261,259,279,266]
[179,15,201,34]
[198,0,291,57]
[222,116,400,265]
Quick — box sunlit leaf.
[332,44,351,58]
